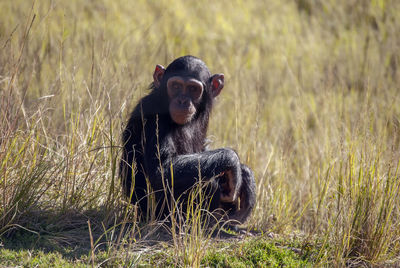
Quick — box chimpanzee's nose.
[178,97,189,107]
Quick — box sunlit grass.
[1,0,399,266]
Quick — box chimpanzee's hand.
[218,168,241,203]
[228,164,256,224]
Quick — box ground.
[1,0,400,266]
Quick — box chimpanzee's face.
[152,56,224,125]
[166,76,204,125]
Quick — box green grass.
[0,249,87,267]
[1,0,400,266]
[0,233,313,267]
[202,239,313,268]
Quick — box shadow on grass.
[1,207,259,261]
[1,207,121,260]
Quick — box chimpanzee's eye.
[170,82,182,95]
[188,86,197,93]
[188,85,202,99]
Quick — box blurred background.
[1,0,399,265]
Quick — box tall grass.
[1,0,399,266]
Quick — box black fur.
[120,55,256,224]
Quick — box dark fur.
[120,55,256,223]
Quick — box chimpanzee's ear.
[153,64,165,88]
[210,73,224,98]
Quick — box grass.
[1,0,400,266]
[202,238,314,268]
[1,231,313,267]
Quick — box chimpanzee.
[120,55,256,225]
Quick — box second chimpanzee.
[120,55,256,225]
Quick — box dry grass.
[1,0,400,266]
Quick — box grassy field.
[1,0,400,266]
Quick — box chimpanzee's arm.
[146,147,243,203]
[230,164,256,224]
[120,116,140,195]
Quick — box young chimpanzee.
[120,55,256,225]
